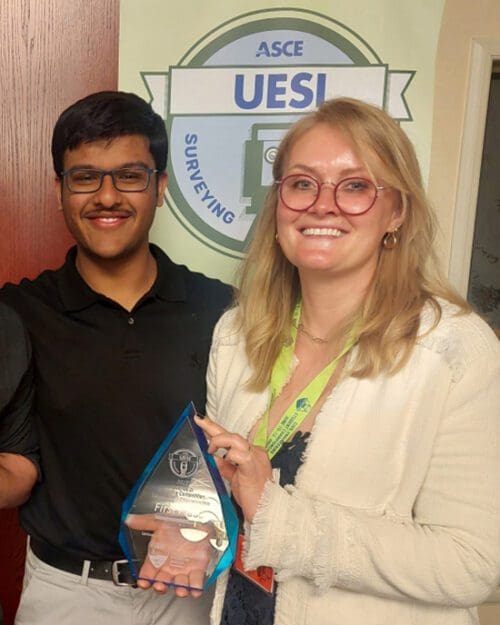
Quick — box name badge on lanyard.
[233,533,275,595]
[233,301,357,594]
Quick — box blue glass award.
[119,402,238,592]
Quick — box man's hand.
[125,514,214,598]
[0,452,37,508]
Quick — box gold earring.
[383,227,398,249]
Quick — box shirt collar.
[58,244,187,312]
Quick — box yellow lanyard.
[253,302,357,459]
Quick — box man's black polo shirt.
[0,245,232,561]
[0,302,37,466]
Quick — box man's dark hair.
[52,91,168,175]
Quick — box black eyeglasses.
[60,166,158,193]
[276,174,388,215]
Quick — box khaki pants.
[15,545,213,625]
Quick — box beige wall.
[480,602,500,625]
[429,2,500,622]
[428,0,500,284]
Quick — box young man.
[0,91,232,625]
[0,303,38,508]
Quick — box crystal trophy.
[119,402,238,592]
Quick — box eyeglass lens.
[65,167,152,193]
[280,174,377,214]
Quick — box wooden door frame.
[448,38,500,296]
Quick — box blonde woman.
[196,98,500,625]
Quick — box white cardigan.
[206,302,500,625]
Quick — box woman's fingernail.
[195,413,206,420]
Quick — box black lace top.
[220,431,311,625]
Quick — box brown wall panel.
[0,0,120,285]
[0,2,119,623]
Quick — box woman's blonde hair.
[235,97,468,390]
